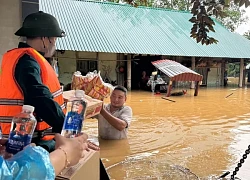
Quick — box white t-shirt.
[97,104,132,140]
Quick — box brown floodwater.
[84,85,250,180]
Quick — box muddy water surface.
[84,87,250,180]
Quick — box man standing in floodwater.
[97,85,133,140]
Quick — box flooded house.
[2,0,250,90]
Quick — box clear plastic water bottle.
[5,105,37,154]
[61,90,87,138]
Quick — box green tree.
[174,0,250,45]
[124,0,250,45]
[154,0,247,32]
[243,30,250,40]
[216,2,248,32]
[228,63,239,77]
[154,0,191,11]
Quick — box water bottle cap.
[75,90,85,98]
[22,105,35,113]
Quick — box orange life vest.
[0,48,66,140]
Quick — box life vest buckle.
[37,131,45,138]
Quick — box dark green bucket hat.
[15,11,65,37]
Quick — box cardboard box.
[55,150,100,180]
[71,72,113,101]
[63,90,103,119]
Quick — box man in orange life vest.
[0,11,68,152]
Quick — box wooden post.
[239,58,244,88]
[194,81,199,96]
[96,52,100,73]
[127,54,132,91]
[166,80,172,97]
[221,59,225,86]
[191,57,195,89]
[243,67,246,87]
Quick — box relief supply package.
[71,71,114,100]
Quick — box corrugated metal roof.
[40,0,250,58]
[152,60,203,81]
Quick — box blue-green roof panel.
[40,0,250,58]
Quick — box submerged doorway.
[131,55,162,90]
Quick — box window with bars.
[76,60,98,75]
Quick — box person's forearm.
[101,109,127,131]
[31,97,65,133]
[49,149,67,175]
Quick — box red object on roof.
[152,60,203,82]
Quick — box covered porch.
[152,60,203,97]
